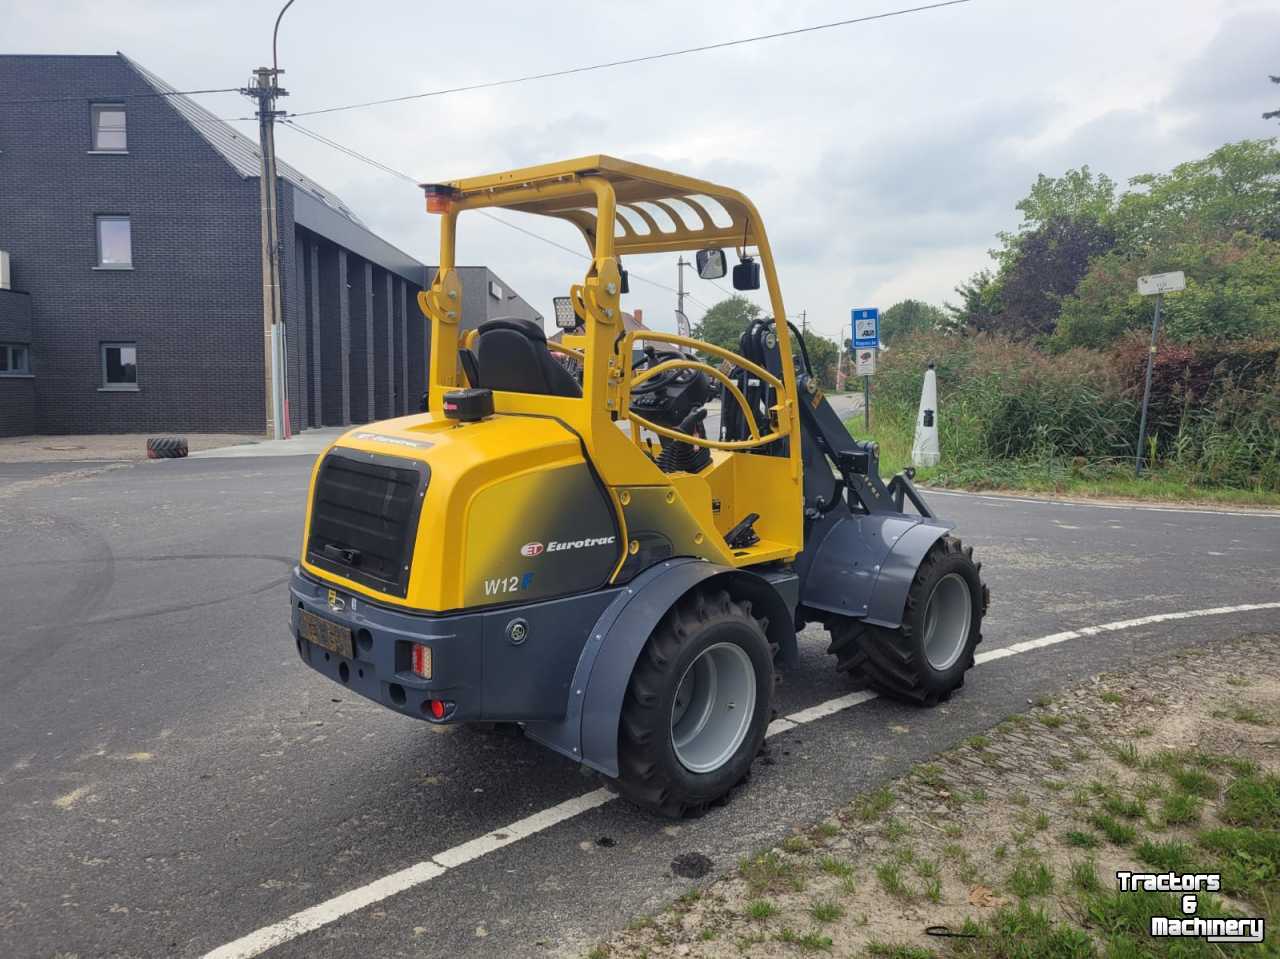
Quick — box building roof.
[120,54,364,226]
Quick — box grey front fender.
[522,558,797,778]
[796,511,952,629]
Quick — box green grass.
[1229,705,1271,726]
[782,835,811,854]
[1039,714,1065,729]
[948,901,1094,959]
[746,899,777,921]
[777,928,833,952]
[1220,773,1280,829]
[852,786,895,822]
[739,851,806,895]
[1111,741,1140,767]
[810,900,843,923]
[1007,860,1054,898]
[1070,859,1102,894]
[1198,827,1280,898]
[1101,795,1145,820]
[1099,691,1125,704]
[859,404,1280,508]
[1135,838,1195,872]
[876,861,912,899]
[1064,830,1100,849]
[1161,792,1203,826]
[818,855,853,878]
[1170,767,1219,798]
[1090,814,1137,846]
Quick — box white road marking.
[921,487,1280,519]
[204,600,1280,958]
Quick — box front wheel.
[828,535,988,706]
[613,588,773,817]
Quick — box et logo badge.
[520,542,545,557]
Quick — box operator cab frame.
[417,155,806,571]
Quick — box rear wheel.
[828,536,988,706]
[614,588,773,817]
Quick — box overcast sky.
[12,0,1279,340]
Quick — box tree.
[946,269,1002,332]
[1052,231,1280,350]
[800,331,838,389]
[692,296,761,353]
[993,166,1117,270]
[880,299,949,343]
[1264,75,1279,122]
[1111,138,1280,250]
[996,215,1116,339]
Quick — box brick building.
[0,53,538,437]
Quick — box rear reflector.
[411,643,432,679]
[428,699,447,720]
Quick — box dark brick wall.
[0,55,509,436]
[0,55,266,435]
[0,289,35,436]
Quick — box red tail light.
[428,699,446,720]
[411,644,432,679]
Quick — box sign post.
[1134,271,1185,476]
[852,308,879,431]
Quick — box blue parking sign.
[852,308,879,349]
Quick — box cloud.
[7,0,1276,328]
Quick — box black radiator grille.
[306,450,428,597]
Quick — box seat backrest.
[474,317,581,398]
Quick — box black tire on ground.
[613,588,774,818]
[827,535,989,706]
[146,436,189,459]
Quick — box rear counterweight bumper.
[289,568,618,724]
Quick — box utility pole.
[241,0,297,440]
[676,256,689,316]
[800,310,807,337]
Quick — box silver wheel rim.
[670,641,757,774]
[923,572,973,671]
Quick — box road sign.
[1137,271,1186,296]
[851,308,879,349]
[855,348,876,377]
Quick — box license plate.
[299,608,354,658]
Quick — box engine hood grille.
[306,449,429,597]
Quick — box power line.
[275,1,971,120]
[278,119,686,297]
[0,86,241,106]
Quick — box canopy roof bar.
[427,154,759,257]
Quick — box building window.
[0,343,30,375]
[101,342,137,389]
[91,103,127,152]
[96,215,132,268]
[489,280,504,300]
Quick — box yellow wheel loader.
[290,156,988,816]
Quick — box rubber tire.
[146,436,189,459]
[613,588,774,818]
[827,535,988,706]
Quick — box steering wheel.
[630,347,701,395]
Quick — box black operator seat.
[472,316,582,398]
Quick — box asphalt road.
[1,453,1277,959]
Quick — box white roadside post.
[1134,270,1186,476]
[911,362,940,468]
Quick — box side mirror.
[732,256,761,291]
[695,248,727,280]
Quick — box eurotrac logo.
[520,535,615,557]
